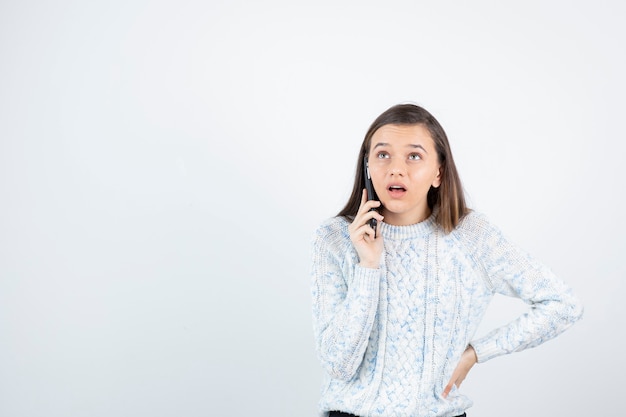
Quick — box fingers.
[357,223,376,242]
[350,217,380,241]
[442,369,461,399]
[442,372,466,399]
[351,190,384,268]
[442,346,477,399]
[442,381,454,399]
[350,212,383,238]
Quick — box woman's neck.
[381,206,432,226]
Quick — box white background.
[1,1,624,416]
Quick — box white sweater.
[310,210,583,417]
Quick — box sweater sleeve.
[310,218,380,381]
[460,212,584,363]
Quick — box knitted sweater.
[310,210,583,417]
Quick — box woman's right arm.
[310,219,381,381]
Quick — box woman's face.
[368,123,441,226]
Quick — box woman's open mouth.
[388,185,407,198]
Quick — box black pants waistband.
[329,412,466,417]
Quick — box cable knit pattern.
[310,211,583,417]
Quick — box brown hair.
[337,103,469,233]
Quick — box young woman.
[310,103,583,417]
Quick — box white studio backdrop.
[1,1,624,416]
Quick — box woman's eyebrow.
[408,144,428,153]
[373,142,428,153]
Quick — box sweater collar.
[380,207,439,240]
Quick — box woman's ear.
[432,166,442,188]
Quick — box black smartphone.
[363,156,379,235]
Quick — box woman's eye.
[408,153,421,161]
[377,152,389,159]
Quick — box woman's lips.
[387,185,407,198]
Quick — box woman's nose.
[389,160,406,176]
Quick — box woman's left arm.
[463,213,584,363]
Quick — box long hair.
[337,103,468,233]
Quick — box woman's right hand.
[348,189,384,269]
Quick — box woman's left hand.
[442,345,477,399]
